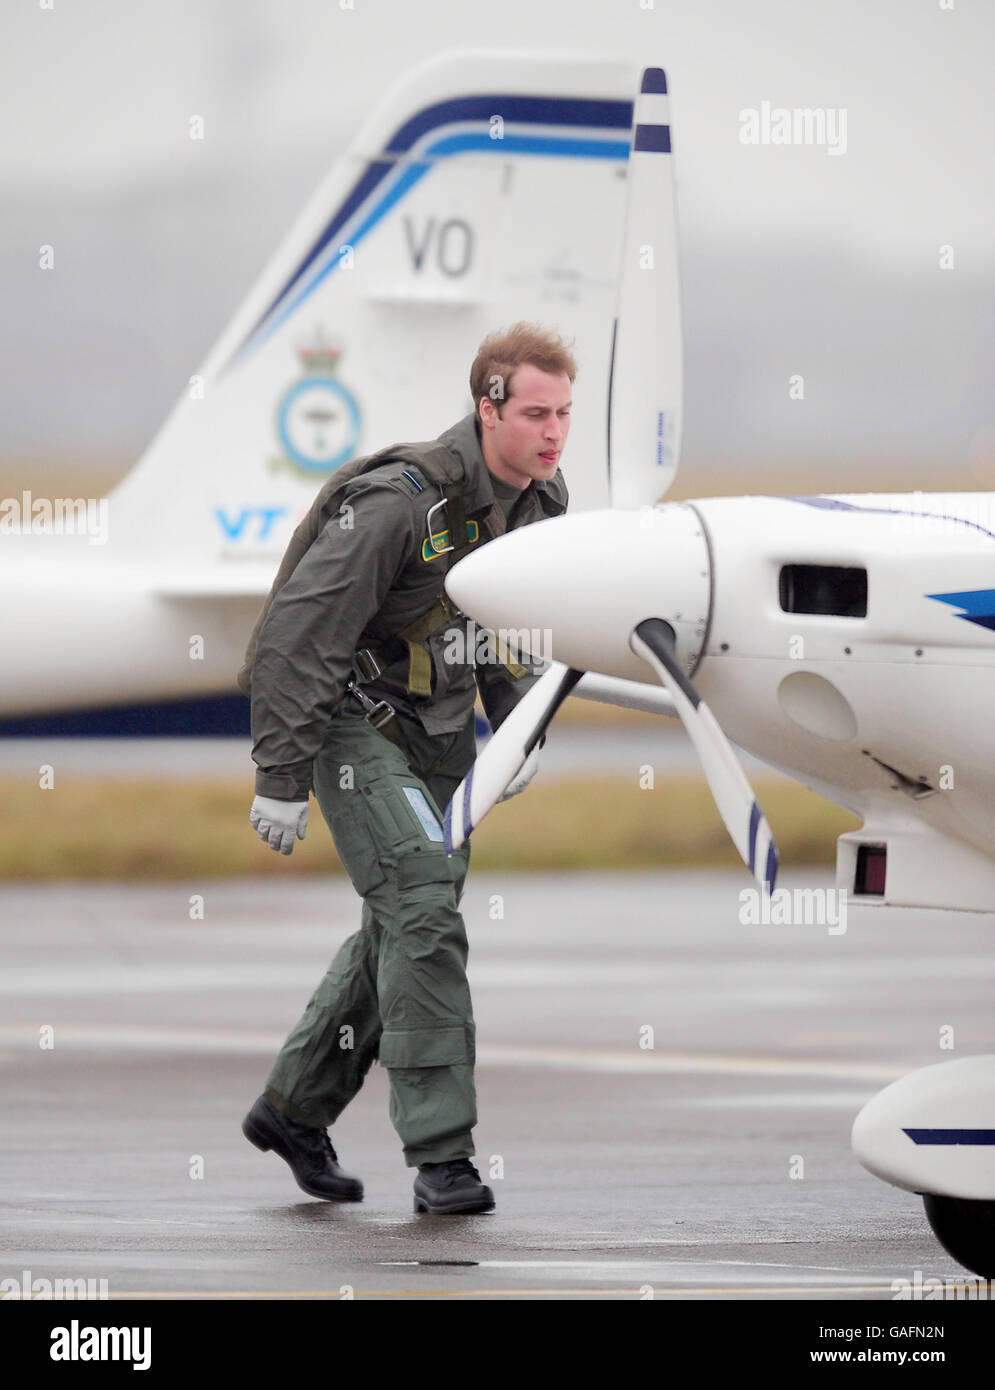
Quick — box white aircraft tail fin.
[109,50,638,567]
[608,67,683,509]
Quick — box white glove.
[250,795,309,855]
[498,745,540,803]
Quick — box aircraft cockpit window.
[778,565,868,617]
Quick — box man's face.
[479,364,572,488]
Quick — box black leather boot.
[413,1158,495,1214]
[242,1095,363,1201]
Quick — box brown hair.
[470,321,577,419]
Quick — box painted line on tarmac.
[2,957,990,997]
[482,1043,902,1079]
[380,1259,892,1286]
[0,1020,905,1079]
[107,1284,908,1298]
[381,1259,873,1273]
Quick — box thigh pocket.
[379,1024,472,1069]
[364,773,447,853]
[332,773,450,895]
[396,852,455,889]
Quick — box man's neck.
[488,469,526,499]
[480,422,529,491]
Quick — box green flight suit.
[265,702,477,1164]
[247,413,567,1165]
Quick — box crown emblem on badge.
[297,335,342,374]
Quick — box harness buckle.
[354,648,383,681]
[365,700,397,731]
[425,498,454,554]
[347,678,397,731]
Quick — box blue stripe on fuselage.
[927,588,995,632]
[0,694,251,738]
[385,93,632,155]
[903,1128,995,1145]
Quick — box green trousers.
[264,700,477,1166]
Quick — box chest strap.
[353,469,526,697]
[355,594,463,697]
[355,593,527,697]
[424,483,472,563]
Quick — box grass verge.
[0,774,858,880]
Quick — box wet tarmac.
[1,870,992,1300]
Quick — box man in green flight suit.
[239,322,575,1213]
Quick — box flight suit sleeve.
[250,477,417,799]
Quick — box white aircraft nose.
[445,503,712,680]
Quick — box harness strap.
[351,467,528,697]
[347,682,447,779]
[441,482,470,561]
[354,594,462,696]
[493,635,528,680]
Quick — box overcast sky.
[5,0,992,265]
[2,0,992,474]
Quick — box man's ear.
[478,397,497,430]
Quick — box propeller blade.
[630,618,779,893]
[443,661,582,853]
[609,66,683,509]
